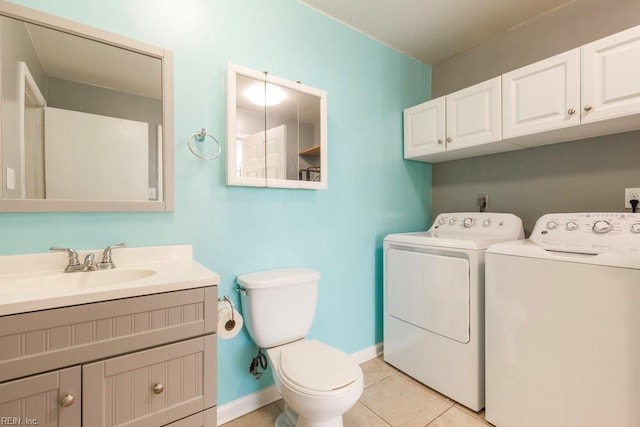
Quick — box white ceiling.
[299,0,574,65]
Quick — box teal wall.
[1,0,431,404]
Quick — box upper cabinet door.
[403,97,445,159]
[445,76,502,149]
[582,25,640,123]
[502,49,580,139]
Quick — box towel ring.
[187,128,221,160]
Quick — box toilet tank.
[237,268,320,348]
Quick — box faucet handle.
[49,247,80,266]
[100,243,127,267]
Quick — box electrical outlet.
[477,193,488,212]
[625,188,640,208]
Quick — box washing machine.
[485,212,640,427]
[383,212,523,411]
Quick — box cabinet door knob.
[153,383,165,394]
[584,105,593,111]
[446,137,452,143]
[567,108,576,115]
[437,139,443,144]
[60,394,75,407]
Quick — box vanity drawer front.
[0,286,217,382]
[0,366,81,427]
[83,335,216,427]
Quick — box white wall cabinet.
[0,287,217,427]
[502,49,581,140]
[404,97,446,159]
[404,77,510,162]
[405,24,640,163]
[582,25,640,123]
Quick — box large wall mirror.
[0,1,174,212]
[227,63,327,189]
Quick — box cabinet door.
[83,335,216,427]
[446,76,501,149]
[403,97,445,159]
[502,49,580,139]
[582,25,640,123]
[0,366,80,427]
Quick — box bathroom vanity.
[0,245,218,427]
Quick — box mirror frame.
[0,0,174,212]
[226,63,327,190]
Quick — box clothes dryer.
[486,212,640,427]
[384,212,523,410]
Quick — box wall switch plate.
[625,188,640,208]
[6,167,16,191]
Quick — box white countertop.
[0,244,220,316]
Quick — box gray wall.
[431,0,640,235]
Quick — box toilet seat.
[278,340,360,396]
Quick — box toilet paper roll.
[217,301,243,339]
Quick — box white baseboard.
[217,385,280,425]
[217,342,383,425]
[350,341,383,365]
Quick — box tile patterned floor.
[222,356,492,427]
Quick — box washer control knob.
[463,218,475,228]
[592,220,612,234]
[438,218,446,225]
[546,221,559,230]
[449,218,457,225]
[482,219,492,227]
[565,221,578,231]
[631,223,640,234]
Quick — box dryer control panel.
[531,212,640,254]
[430,212,524,240]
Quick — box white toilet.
[237,268,364,427]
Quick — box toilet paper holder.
[218,295,236,332]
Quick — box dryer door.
[386,248,470,343]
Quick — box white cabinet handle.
[437,139,443,144]
[60,394,75,407]
[153,383,165,394]
[584,105,593,111]
[446,137,452,143]
[568,108,576,115]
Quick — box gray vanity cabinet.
[0,366,81,427]
[0,287,217,426]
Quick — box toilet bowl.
[237,268,363,427]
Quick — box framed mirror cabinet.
[226,63,327,190]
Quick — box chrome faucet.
[82,252,98,271]
[50,242,127,273]
[97,243,127,270]
[49,247,83,273]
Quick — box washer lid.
[237,268,320,289]
[279,340,359,392]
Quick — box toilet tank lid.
[237,268,320,289]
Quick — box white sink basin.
[0,244,220,316]
[5,269,156,295]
